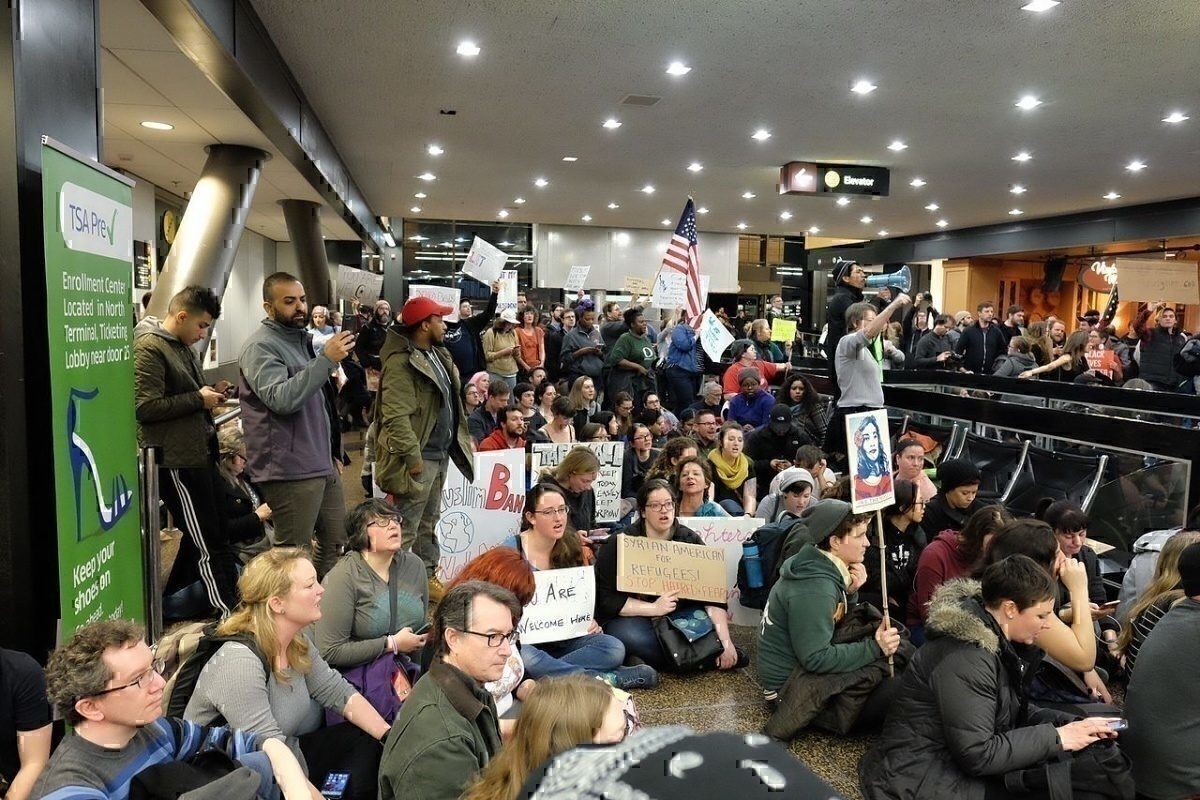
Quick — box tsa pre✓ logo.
[59,182,132,261]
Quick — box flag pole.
[876,508,895,677]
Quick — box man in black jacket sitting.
[746,405,813,500]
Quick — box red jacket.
[907,529,972,626]
[477,428,525,452]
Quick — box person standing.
[605,307,657,406]
[664,310,701,416]
[599,301,627,352]
[1134,302,1188,391]
[376,296,474,590]
[134,285,239,616]
[354,299,391,373]
[911,314,956,370]
[544,307,573,383]
[953,301,1007,374]
[998,304,1025,344]
[239,272,355,578]
[444,281,499,381]
[481,309,520,391]
[824,262,867,401]
[560,307,605,390]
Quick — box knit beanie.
[737,367,761,385]
[796,499,853,546]
[1179,542,1200,597]
[937,458,981,492]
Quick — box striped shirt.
[1124,594,1177,676]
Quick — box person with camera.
[910,314,958,370]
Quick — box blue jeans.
[520,632,626,678]
[602,616,668,670]
[664,365,700,416]
[719,499,745,516]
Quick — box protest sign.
[845,408,894,513]
[564,265,591,293]
[516,567,596,645]
[530,442,623,522]
[436,449,525,582]
[698,309,735,362]
[651,270,687,309]
[462,236,508,285]
[1115,258,1200,305]
[770,317,797,343]
[408,284,461,323]
[683,516,763,626]
[616,535,727,604]
[624,275,652,297]
[336,265,384,306]
[497,269,518,313]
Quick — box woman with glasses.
[502,484,656,690]
[313,499,429,721]
[184,548,391,798]
[622,423,660,501]
[594,479,744,672]
[538,446,601,537]
[860,479,928,618]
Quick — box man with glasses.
[690,409,721,456]
[380,581,519,800]
[35,619,314,800]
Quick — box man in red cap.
[376,295,474,601]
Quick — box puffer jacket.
[375,329,474,496]
[133,318,216,468]
[859,579,1074,800]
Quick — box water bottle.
[743,541,764,589]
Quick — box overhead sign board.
[779,161,891,197]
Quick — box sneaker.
[427,575,446,607]
[609,664,659,690]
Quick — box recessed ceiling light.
[1021,0,1060,11]
[751,128,772,141]
[414,192,427,199]
[836,197,851,206]
[534,177,549,187]
[936,219,949,228]
[851,79,877,95]
[1012,150,1033,162]
[909,177,926,188]
[603,118,622,129]
[688,162,703,172]
[878,230,889,237]
[661,218,671,225]
[1103,191,1122,200]
[497,209,509,218]
[140,120,174,131]
[1011,184,1027,195]
[860,215,873,224]
[1015,95,1042,110]
[666,61,691,76]
[779,211,792,220]
[456,40,481,57]
[742,191,756,199]
[808,226,821,234]
[418,172,436,181]
[410,206,421,213]
[736,222,748,230]
[1162,111,1190,124]
[514,197,526,205]
[607,202,620,209]
[925,203,940,211]
[641,184,655,194]
[1009,208,1024,216]
[408,234,426,241]
[697,206,709,214]
[1126,159,1147,172]
[581,214,592,222]
[562,156,578,162]
[888,140,908,152]
[427,144,444,156]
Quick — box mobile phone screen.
[321,772,350,799]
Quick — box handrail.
[214,403,241,426]
[138,447,163,642]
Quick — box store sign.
[1079,259,1118,293]
[779,161,890,197]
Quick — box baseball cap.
[401,296,453,327]
[500,308,519,325]
[768,404,793,434]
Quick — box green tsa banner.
[42,138,145,635]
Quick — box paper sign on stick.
[462,236,508,284]
[684,516,763,626]
[497,270,518,313]
[564,265,591,293]
[770,318,797,343]
[336,265,384,306]
[845,408,895,513]
[616,535,727,604]
[624,275,652,297]
[651,270,687,309]
[698,309,735,362]
[408,285,461,323]
[530,442,623,522]
[1115,258,1200,305]
[517,567,596,644]
[436,449,525,582]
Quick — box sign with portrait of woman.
[845,409,895,513]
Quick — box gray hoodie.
[991,351,1037,378]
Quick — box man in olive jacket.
[376,296,474,586]
[379,581,514,800]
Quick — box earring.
[1007,612,1015,620]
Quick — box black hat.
[1179,542,1200,597]
[936,458,981,492]
[768,404,792,434]
[835,260,859,283]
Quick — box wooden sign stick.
[876,508,895,677]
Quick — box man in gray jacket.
[239,272,356,577]
[134,285,237,617]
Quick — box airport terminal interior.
[2,1,1200,799]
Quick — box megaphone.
[864,265,911,294]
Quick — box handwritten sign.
[462,236,508,285]
[1115,258,1200,305]
[408,284,461,323]
[845,408,895,513]
[437,449,526,582]
[616,535,727,604]
[770,318,797,343]
[651,270,687,309]
[565,265,591,293]
[698,309,734,362]
[497,269,519,313]
[336,265,384,307]
[517,567,596,644]
[624,275,653,297]
[683,516,763,626]
[530,442,623,523]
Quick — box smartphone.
[412,621,431,635]
[1107,719,1127,731]
[320,772,351,799]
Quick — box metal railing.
[138,446,163,642]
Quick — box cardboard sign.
[698,309,735,362]
[770,318,797,343]
[436,449,526,582]
[845,408,895,513]
[497,269,519,313]
[651,270,687,309]
[530,442,623,522]
[683,516,763,626]
[517,567,596,645]
[408,284,461,323]
[564,265,591,293]
[336,265,384,306]
[1115,258,1200,305]
[616,535,727,604]
[462,236,508,284]
[624,275,653,297]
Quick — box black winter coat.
[824,284,865,361]
[954,323,1007,374]
[745,424,813,500]
[859,580,1074,800]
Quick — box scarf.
[708,448,749,488]
[819,547,853,589]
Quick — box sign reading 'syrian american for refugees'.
[616,535,727,604]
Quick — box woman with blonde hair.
[183,548,390,797]
[539,446,602,535]
[1022,320,1055,366]
[1117,530,1200,675]
[567,375,601,436]
[750,318,787,363]
[462,675,628,800]
[1019,329,1090,381]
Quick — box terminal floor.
[342,431,870,797]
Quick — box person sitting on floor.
[921,458,983,536]
[1116,529,1200,676]
[745,404,811,502]
[537,446,600,537]
[708,423,757,516]
[478,406,527,452]
[0,646,51,800]
[215,426,273,565]
[891,437,938,506]
[674,456,731,518]
[755,467,815,525]
[727,368,776,431]
[860,478,928,618]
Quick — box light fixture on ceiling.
[1021,0,1060,11]
[688,162,703,172]
[925,202,940,211]
[779,211,792,220]
[851,79,877,95]
[410,206,421,213]
[408,234,426,241]
[742,191,756,199]
[497,241,513,247]
[498,209,509,218]
[751,128,771,141]
[607,202,620,209]
[514,197,526,204]
[414,192,427,199]
[1126,159,1147,172]
[860,215,873,224]
[1012,150,1033,162]
[456,40,481,57]
[418,172,436,181]
[427,144,444,156]
[909,177,926,188]
[641,184,655,194]
[140,120,174,131]
[878,230,889,237]
[1103,191,1122,200]
[1015,95,1042,110]
[1009,208,1024,216]
[382,232,396,247]
[836,197,851,206]
[736,222,748,230]
[562,156,578,162]
[666,61,691,76]
[581,214,592,222]
[603,118,622,129]
[888,140,907,152]
[1011,184,1027,195]
[661,218,671,225]
[808,225,821,234]
[697,206,709,214]
[534,177,549,187]
[1162,111,1190,124]
[936,219,949,228]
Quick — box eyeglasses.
[645,500,675,512]
[533,505,569,518]
[83,659,165,700]
[461,629,518,648]
[632,434,651,442]
[368,516,403,529]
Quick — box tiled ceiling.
[248,0,1200,241]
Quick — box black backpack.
[736,516,806,609]
[161,622,269,721]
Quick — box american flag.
[659,198,704,325]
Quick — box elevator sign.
[779,161,891,197]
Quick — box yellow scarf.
[819,548,853,589]
[708,448,749,488]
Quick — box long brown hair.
[217,548,313,683]
[645,437,699,485]
[1116,530,1200,655]
[521,482,585,568]
[462,675,615,800]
